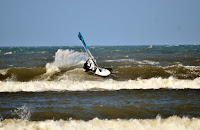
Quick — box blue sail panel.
[78,32,98,66]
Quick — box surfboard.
[78,32,110,76]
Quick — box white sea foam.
[148,45,153,48]
[0,116,199,130]
[125,55,129,57]
[0,77,200,92]
[4,52,13,55]
[0,69,8,75]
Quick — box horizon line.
[0,44,199,48]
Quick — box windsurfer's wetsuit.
[83,58,95,72]
[83,59,90,72]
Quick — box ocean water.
[0,45,200,129]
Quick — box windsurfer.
[83,58,95,72]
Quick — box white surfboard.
[94,67,110,76]
[78,32,110,76]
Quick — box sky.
[0,0,200,46]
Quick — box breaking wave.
[0,116,200,130]
[1,64,200,82]
[0,67,46,82]
[0,49,87,82]
[0,77,200,92]
[3,51,13,55]
[113,65,200,80]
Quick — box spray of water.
[47,49,87,67]
[44,49,87,77]
[12,104,31,121]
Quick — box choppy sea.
[0,45,200,129]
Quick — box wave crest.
[0,77,200,92]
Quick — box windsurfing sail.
[78,32,98,66]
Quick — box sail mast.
[78,32,98,66]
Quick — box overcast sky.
[0,0,200,46]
